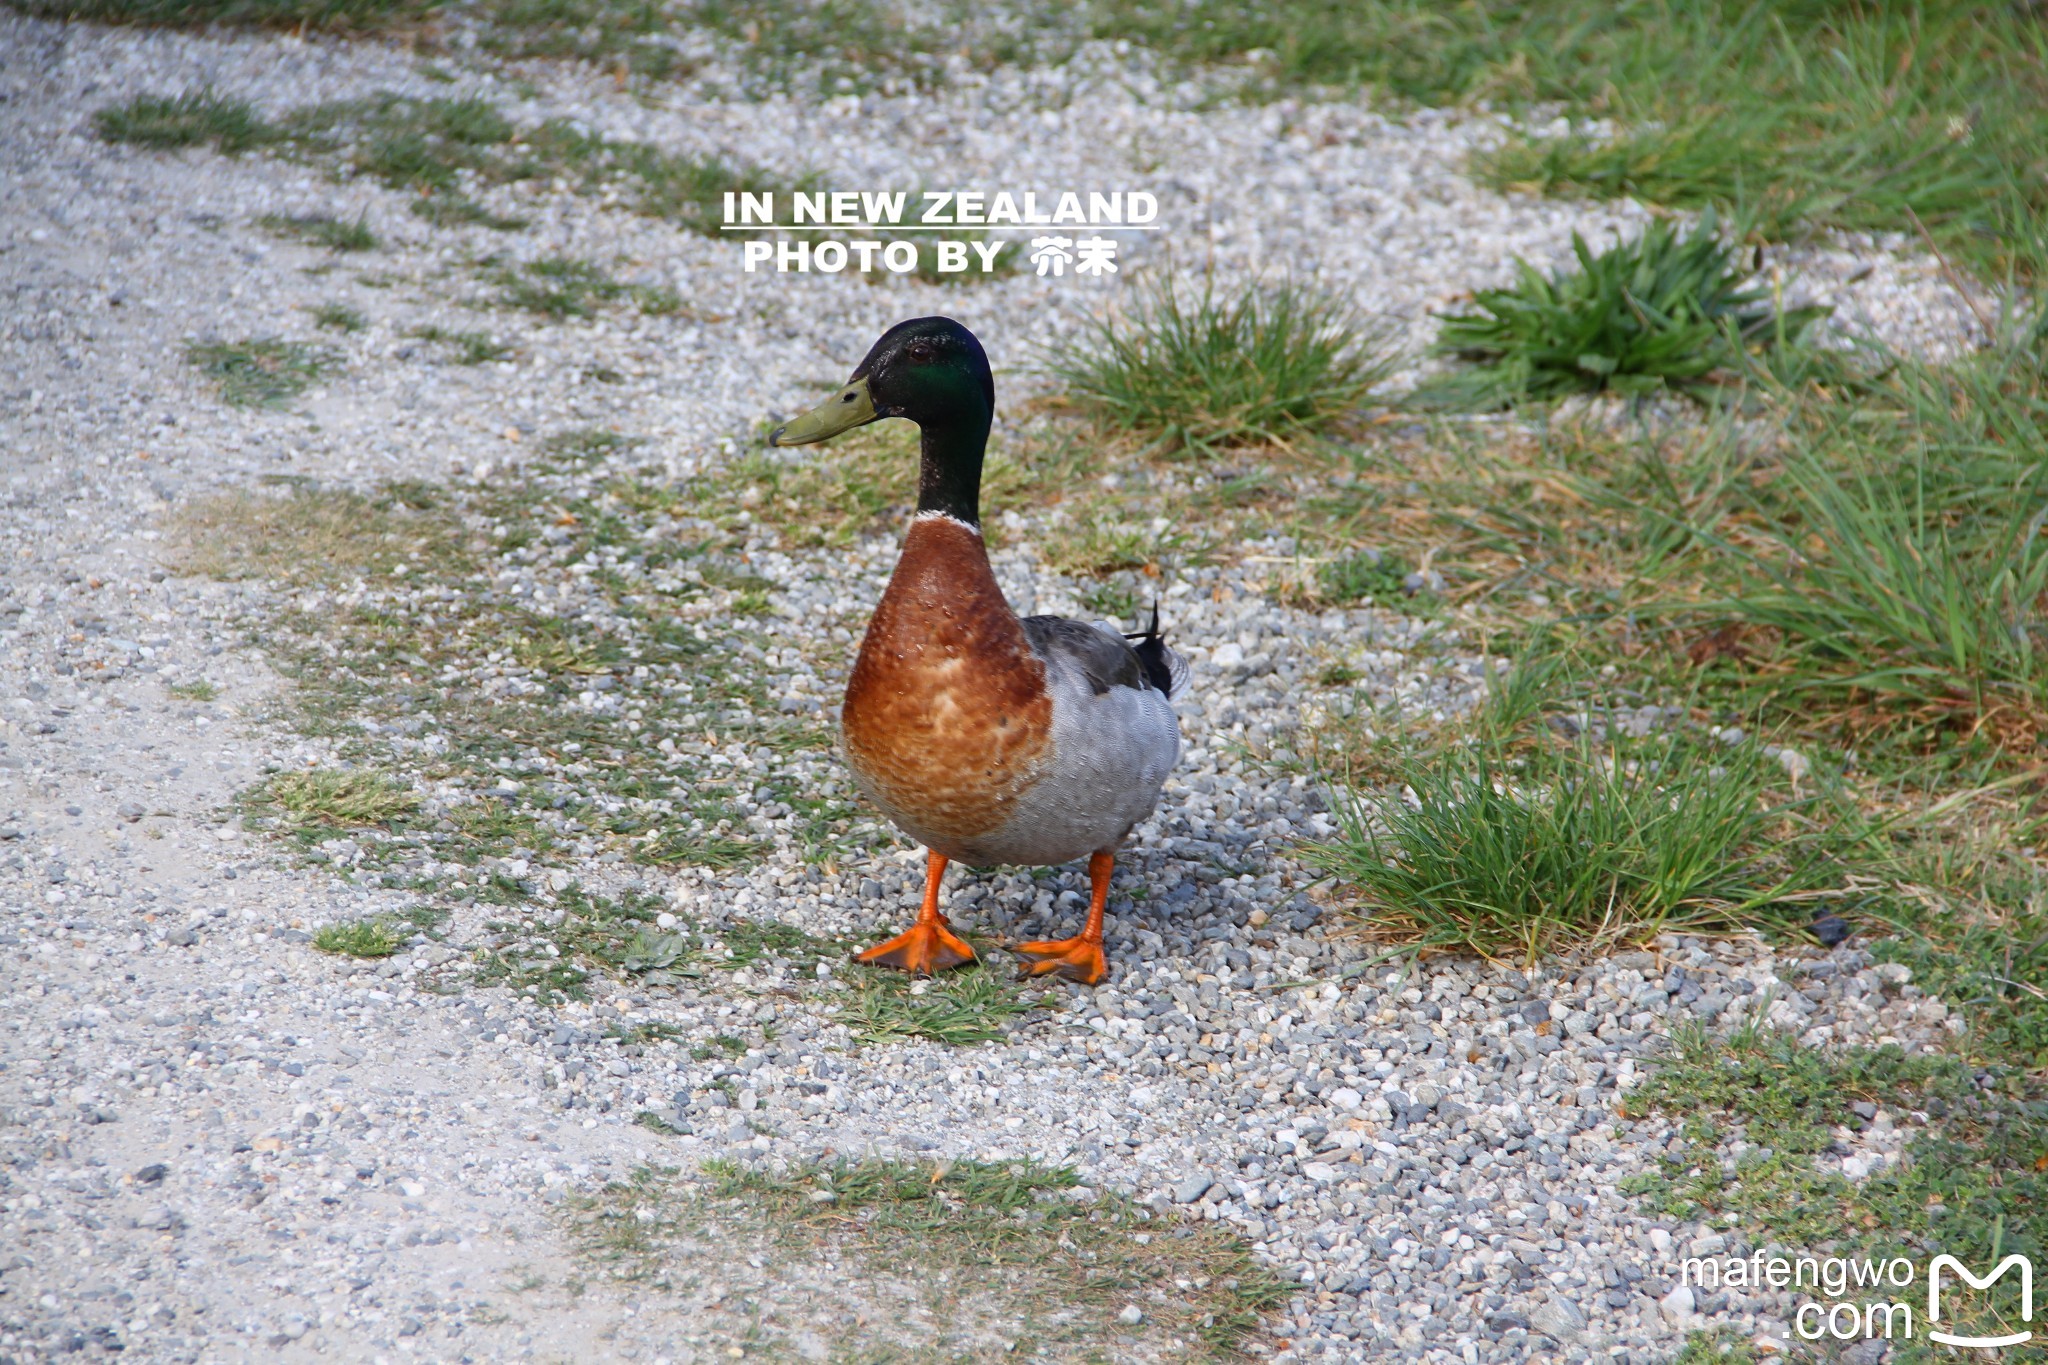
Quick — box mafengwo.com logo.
[1678,1250,2032,1349]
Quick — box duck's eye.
[908,341,934,362]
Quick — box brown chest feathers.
[841,517,1052,847]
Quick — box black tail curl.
[1125,603,1191,700]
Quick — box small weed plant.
[1050,278,1398,456]
[1421,214,1828,408]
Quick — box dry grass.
[255,767,420,833]
[563,1161,1283,1360]
[167,484,473,585]
[715,416,1100,549]
[698,1157,1290,1358]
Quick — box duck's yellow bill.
[768,376,878,446]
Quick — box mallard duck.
[769,316,1186,985]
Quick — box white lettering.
[861,191,906,223]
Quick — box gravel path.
[0,13,1979,1362]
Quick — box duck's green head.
[769,316,993,446]
[768,316,994,525]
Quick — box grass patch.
[20,0,434,28]
[1050,277,1398,457]
[637,1,1042,98]
[493,256,643,319]
[167,483,472,585]
[1874,900,2048,1074]
[704,1156,1291,1356]
[1671,1330,1763,1365]
[1315,547,1412,606]
[1702,438,2048,746]
[719,418,1097,550]
[1036,506,1161,579]
[93,89,278,154]
[844,967,1051,1048]
[295,94,795,237]
[1621,1018,2043,1352]
[1087,0,2048,283]
[1419,214,1830,408]
[166,679,218,701]
[475,890,851,1003]
[411,325,511,364]
[185,338,332,409]
[95,88,805,239]
[536,427,644,470]
[311,917,405,958]
[1310,654,1814,961]
[1285,333,2048,752]
[473,885,669,1002]
[483,256,684,321]
[259,211,376,251]
[251,767,420,837]
[172,466,927,973]
[478,0,702,80]
[1626,1016,1961,1147]
[309,302,366,332]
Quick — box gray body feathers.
[948,616,1184,867]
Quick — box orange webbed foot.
[854,918,976,976]
[1013,935,1109,986]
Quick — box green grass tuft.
[309,302,366,332]
[1420,213,1828,408]
[259,211,377,251]
[311,917,405,958]
[1705,443,2048,744]
[186,338,333,408]
[1316,547,1410,605]
[844,967,1051,1048]
[493,256,672,319]
[1050,277,1398,457]
[1311,656,1812,961]
[258,767,419,833]
[21,0,433,27]
[1670,1329,1765,1365]
[411,325,510,364]
[94,89,276,154]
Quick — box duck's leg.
[854,850,977,975]
[1015,850,1114,986]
